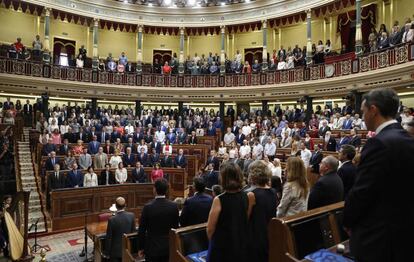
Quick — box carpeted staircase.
[17,127,47,233]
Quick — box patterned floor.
[28,230,94,262]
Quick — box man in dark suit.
[176,128,187,145]
[318,122,331,138]
[45,151,59,171]
[205,150,220,171]
[174,149,187,168]
[160,151,173,168]
[110,130,121,143]
[310,144,323,174]
[76,127,90,143]
[59,139,71,156]
[188,132,197,145]
[99,164,115,185]
[132,129,144,144]
[235,129,245,145]
[343,88,414,262]
[231,123,239,135]
[63,127,77,144]
[123,147,136,168]
[308,156,344,210]
[150,138,162,154]
[103,140,114,155]
[338,145,357,199]
[66,163,83,188]
[46,164,66,209]
[99,128,110,144]
[348,129,362,148]
[87,135,101,155]
[105,197,136,262]
[204,163,219,188]
[23,99,32,126]
[138,179,179,262]
[226,106,235,123]
[42,138,57,156]
[324,131,337,152]
[150,148,160,167]
[342,114,353,130]
[180,177,213,227]
[137,148,149,167]
[336,132,350,151]
[132,161,147,183]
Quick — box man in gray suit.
[105,197,136,262]
[78,148,92,169]
[94,146,108,169]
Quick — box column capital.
[220,25,226,34]
[262,20,267,29]
[93,18,99,27]
[179,27,185,34]
[44,7,51,16]
[306,9,312,18]
[138,24,144,32]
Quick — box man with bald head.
[307,155,344,210]
[105,197,136,262]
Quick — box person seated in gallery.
[243,61,252,74]
[98,59,106,71]
[170,53,178,74]
[117,62,125,73]
[32,35,43,60]
[252,59,261,73]
[125,61,134,73]
[59,47,69,67]
[107,59,117,72]
[180,177,213,227]
[162,61,172,75]
[12,37,25,59]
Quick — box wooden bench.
[268,202,346,262]
[122,232,140,262]
[169,223,208,262]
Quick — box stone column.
[92,18,99,69]
[179,27,185,74]
[353,91,363,114]
[220,25,226,74]
[178,102,184,117]
[91,98,97,117]
[137,24,143,73]
[135,100,141,118]
[355,0,363,55]
[42,8,51,63]
[305,96,313,125]
[262,100,268,116]
[305,9,313,65]
[219,102,225,133]
[262,20,268,71]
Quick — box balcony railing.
[0,43,412,88]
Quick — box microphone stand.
[79,213,89,261]
[30,218,42,253]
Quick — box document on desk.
[305,249,354,262]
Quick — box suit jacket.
[138,198,179,258]
[205,156,220,171]
[132,132,144,143]
[87,141,101,155]
[98,132,110,143]
[106,211,136,259]
[42,143,57,156]
[23,104,32,115]
[76,132,90,143]
[79,154,92,169]
[326,137,337,152]
[150,153,160,167]
[59,144,71,156]
[151,142,162,154]
[110,132,121,143]
[174,155,187,168]
[180,193,213,227]
[103,145,114,155]
[47,171,66,191]
[160,156,173,168]
[235,134,245,145]
[337,136,350,151]
[207,127,216,136]
[94,153,108,169]
[137,153,149,167]
[349,135,361,148]
[176,133,187,144]
[188,136,197,145]
[66,169,83,188]
[343,123,414,262]
[63,132,77,144]
[45,157,60,171]
[308,171,344,210]
[204,170,219,188]
[99,170,115,185]
[318,126,331,138]
[342,119,353,130]
[132,167,147,183]
[337,161,356,199]
[123,154,136,167]
[310,151,323,173]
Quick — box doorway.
[53,37,76,66]
[153,50,172,65]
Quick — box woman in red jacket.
[151,163,164,182]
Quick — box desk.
[87,221,108,242]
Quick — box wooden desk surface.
[87,221,108,242]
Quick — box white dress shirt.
[239,145,251,159]
[252,144,263,159]
[300,149,312,168]
[264,142,276,156]
[242,126,252,137]
[115,168,128,184]
[155,131,166,143]
[224,133,235,146]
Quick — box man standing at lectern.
[105,197,135,262]
[343,88,414,262]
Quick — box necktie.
[106,172,109,185]
[52,158,55,166]
[55,172,58,179]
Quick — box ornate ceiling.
[23,0,335,27]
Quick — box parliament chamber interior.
[0,0,414,261]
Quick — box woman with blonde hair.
[276,157,309,217]
[109,150,123,168]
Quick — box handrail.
[0,43,412,88]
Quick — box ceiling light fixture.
[164,0,172,5]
